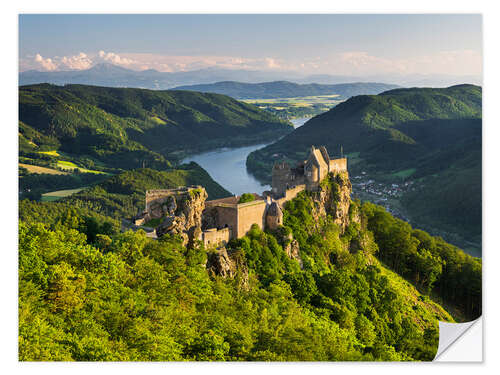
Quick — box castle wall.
[277,184,306,206]
[272,162,291,197]
[329,158,347,173]
[210,205,239,237]
[236,200,267,238]
[202,227,231,247]
[309,148,329,182]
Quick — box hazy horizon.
[19,14,482,81]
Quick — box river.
[181,117,308,195]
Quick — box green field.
[41,187,87,201]
[38,150,60,157]
[143,217,163,228]
[19,163,68,175]
[242,94,343,119]
[57,160,108,174]
[149,116,167,125]
[243,94,342,107]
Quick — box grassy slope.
[375,257,454,324]
[19,163,68,175]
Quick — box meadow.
[242,94,343,119]
[40,187,87,202]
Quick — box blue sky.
[19,14,482,76]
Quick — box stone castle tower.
[271,145,347,198]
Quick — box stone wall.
[277,184,306,206]
[236,200,268,238]
[329,158,347,173]
[271,162,291,197]
[215,205,238,234]
[202,227,231,247]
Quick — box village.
[350,171,416,222]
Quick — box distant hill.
[19,83,292,169]
[19,63,305,89]
[172,81,400,99]
[63,166,231,219]
[247,84,482,251]
[19,63,481,89]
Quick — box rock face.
[313,171,352,233]
[206,247,249,288]
[284,238,303,268]
[206,247,236,278]
[155,188,208,246]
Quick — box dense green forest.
[247,85,482,253]
[19,83,293,169]
[173,81,400,99]
[18,172,481,361]
[17,82,482,362]
[60,166,231,219]
[19,170,110,201]
[19,162,231,211]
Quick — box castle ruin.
[271,145,347,197]
[134,146,347,248]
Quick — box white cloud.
[60,52,93,70]
[97,51,135,66]
[34,54,58,71]
[20,49,482,77]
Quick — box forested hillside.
[247,85,482,253]
[18,171,481,361]
[60,166,231,219]
[173,81,400,99]
[19,83,293,168]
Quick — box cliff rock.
[207,247,236,278]
[206,247,249,288]
[156,188,208,246]
[313,171,352,233]
[284,238,303,268]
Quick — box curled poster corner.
[433,317,483,362]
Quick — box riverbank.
[180,118,308,196]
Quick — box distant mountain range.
[172,81,400,99]
[19,63,481,90]
[19,64,303,90]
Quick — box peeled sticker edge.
[433,317,482,361]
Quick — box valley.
[16,83,483,361]
[16,13,483,364]
[246,85,482,256]
[242,94,343,119]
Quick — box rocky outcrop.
[155,188,208,247]
[277,230,303,268]
[284,238,302,268]
[313,171,352,233]
[206,247,236,278]
[206,247,249,288]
